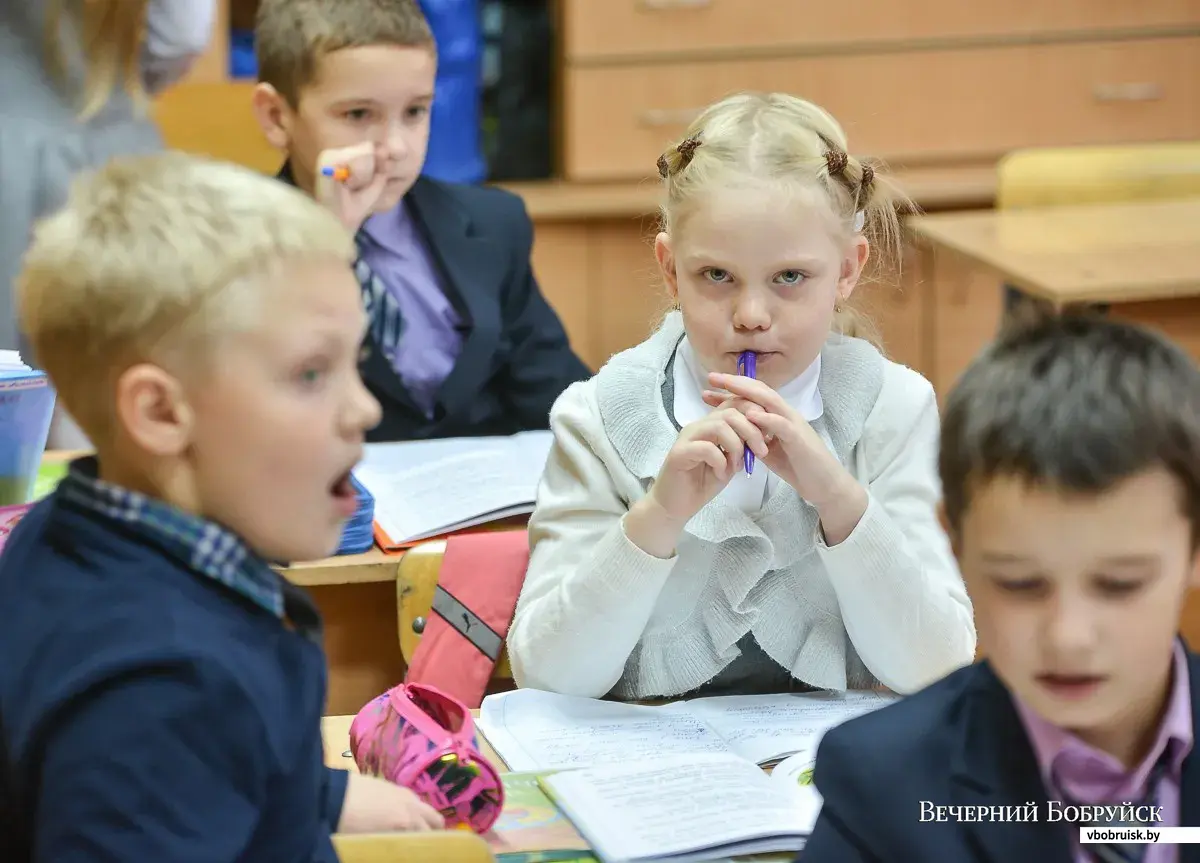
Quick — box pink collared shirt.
[1014,643,1193,863]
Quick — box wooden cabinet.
[562,0,1200,61]
[559,2,1200,181]
[565,37,1200,181]
[524,191,1006,395]
[528,217,662,370]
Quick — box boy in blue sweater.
[802,313,1200,862]
[0,152,444,862]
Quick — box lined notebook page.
[353,430,553,545]
[476,690,733,772]
[668,690,897,766]
[477,688,896,772]
[541,752,814,863]
[0,351,33,376]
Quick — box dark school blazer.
[278,163,591,442]
[801,650,1200,862]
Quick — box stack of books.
[0,351,55,554]
[335,474,376,555]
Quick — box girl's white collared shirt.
[672,338,829,513]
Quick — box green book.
[487,771,595,863]
[32,460,69,500]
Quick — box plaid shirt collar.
[59,457,285,619]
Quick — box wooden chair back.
[997,141,1200,211]
[396,541,514,681]
[153,83,281,174]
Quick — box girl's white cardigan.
[507,314,976,700]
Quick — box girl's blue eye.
[777,270,804,285]
[703,268,730,283]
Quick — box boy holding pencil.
[251,0,590,443]
[0,153,443,862]
[802,313,1200,862]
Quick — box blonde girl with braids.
[509,92,975,701]
[0,0,215,448]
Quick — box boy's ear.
[1188,542,1200,591]
[655,232,679,304]
[936,500,962,559]
[837,235,870,305]
[113,364,195,457]
[251,83,293,150]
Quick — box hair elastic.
[859,164,875,191]
[657,136,703,179]
[824,148,849,176]
[676,137,702,170]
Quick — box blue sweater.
[0,469,348,862]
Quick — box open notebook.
[476,687,895,772]
[540,751,822,863]
[352,431,553,549]
[476,689,893,863]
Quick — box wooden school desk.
[908,197,1200,643]
[906,197,1200,390]
[282,550,408,716]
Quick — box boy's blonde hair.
[255,0,435,106]
[17,152,355,444]
[45,0,151,120]
[656,92,913,348]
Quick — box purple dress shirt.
[1015,643,1194,863]
[358,201,464,417]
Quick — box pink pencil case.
[0,503,32,556]
[349,682,504,832]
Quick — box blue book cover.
[336,473,375,555]
[0,352,56,507]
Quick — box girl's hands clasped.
[624,407,768,558]
[703,371,868,544]
[624,368,869,558]
[649,408,770,523]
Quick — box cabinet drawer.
[563,0,1200,62]
[563,37,1200,181]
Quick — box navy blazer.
[277,164,591,442]
[802,653,1200,863]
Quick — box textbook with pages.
[352,431,553,549]
[476,688,896,863]
[0,351,55,554]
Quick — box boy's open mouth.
[1036,673,1106,699]
[330,472,355,500]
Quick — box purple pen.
[737,350,757,474]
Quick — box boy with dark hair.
[803,313,1200,862]
[251,0,590,442]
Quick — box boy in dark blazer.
[803,313,1200,863]
[251,0,590,443]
